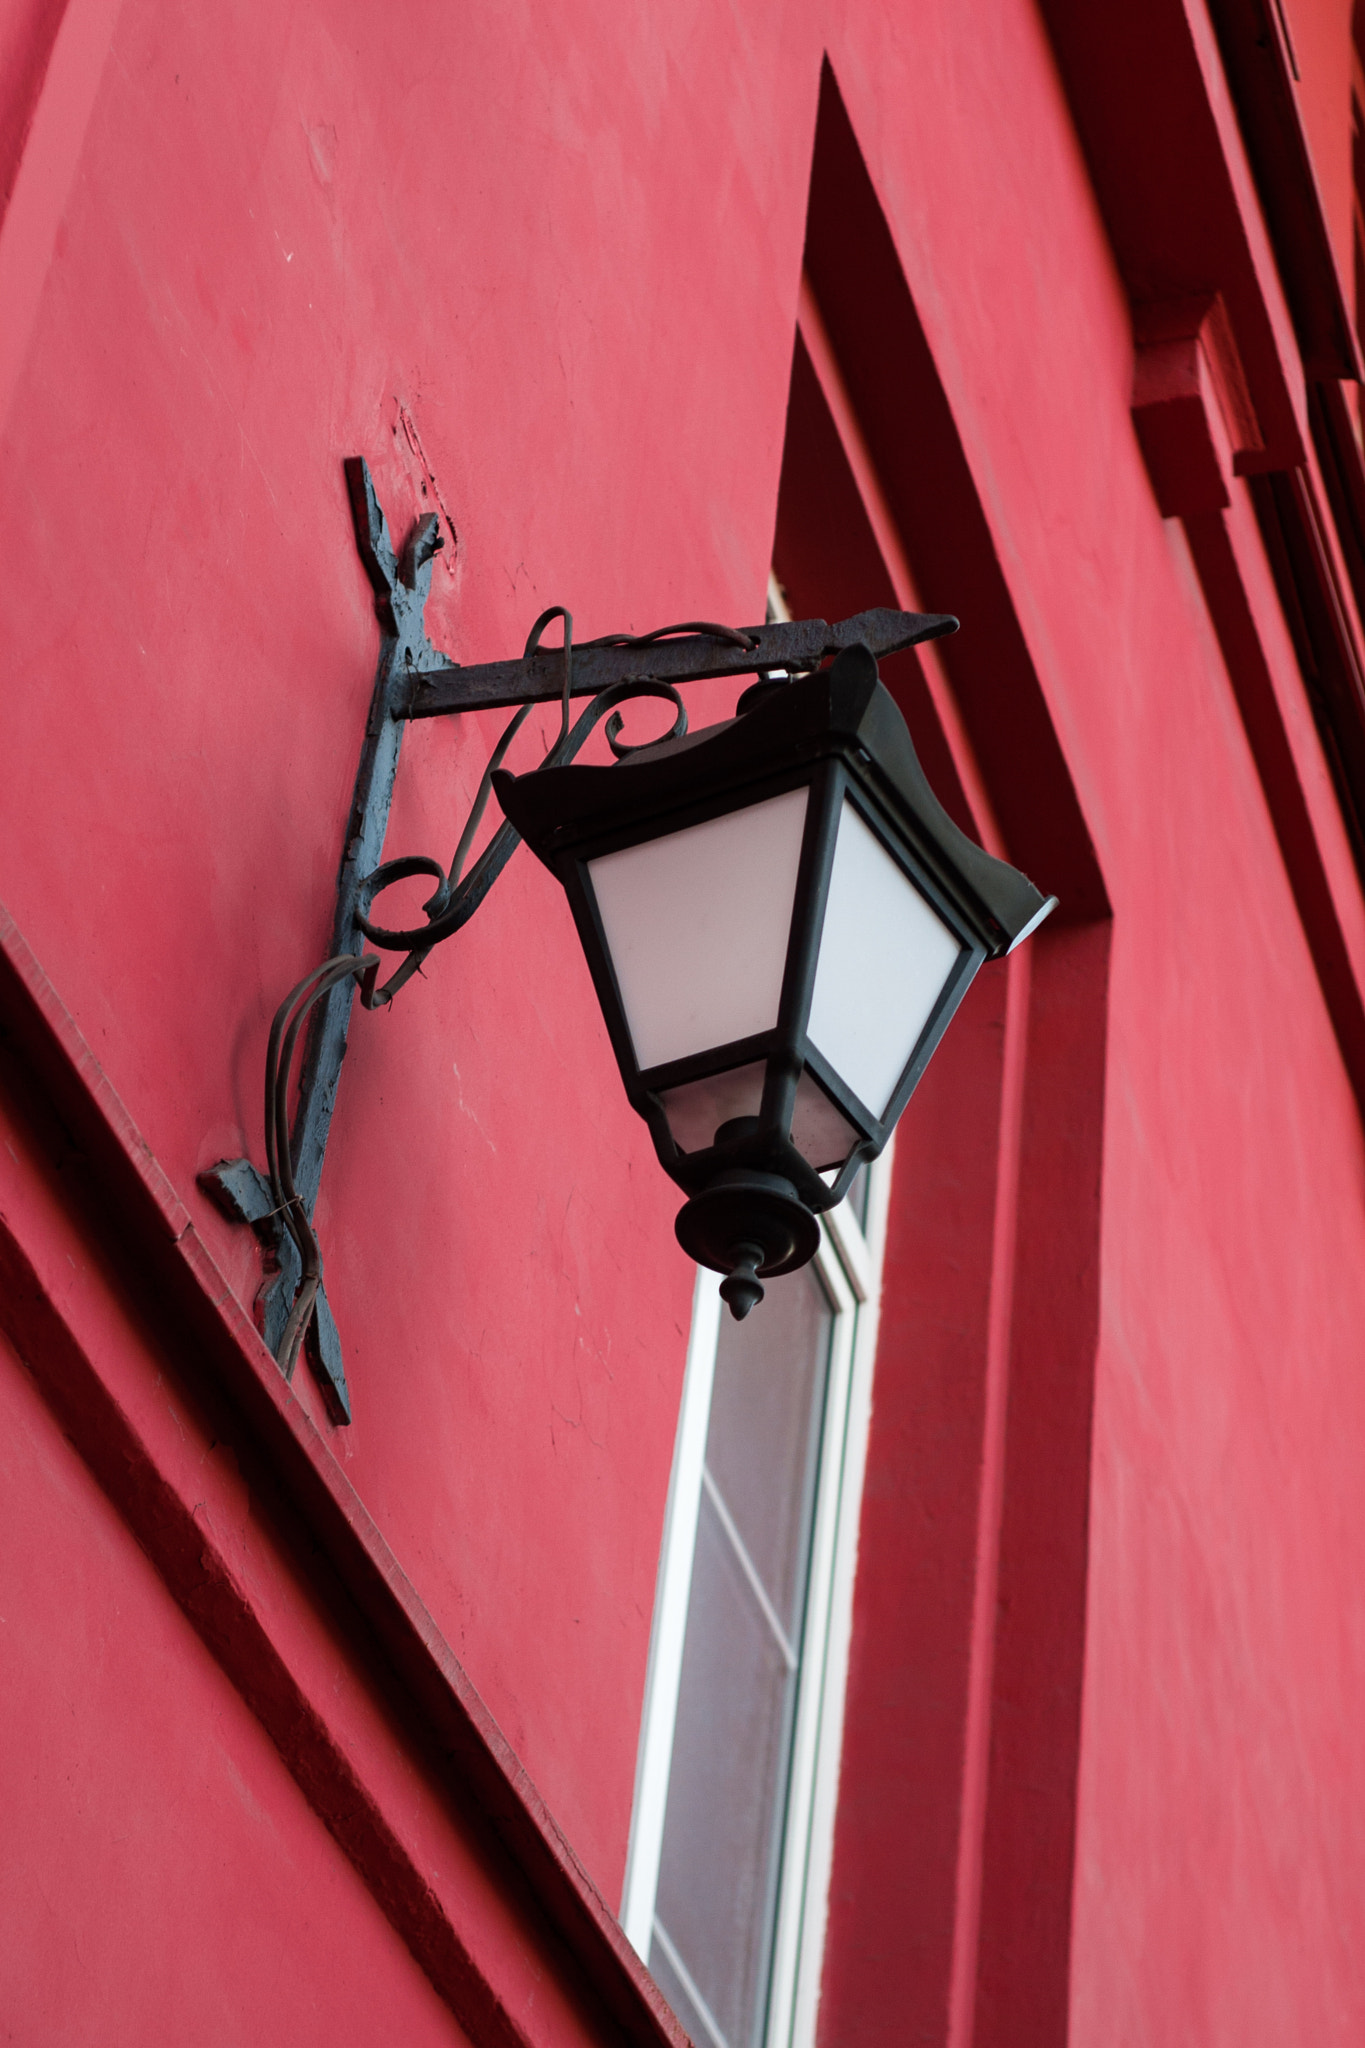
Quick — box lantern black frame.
[495,643,1054,1311]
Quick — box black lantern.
[204,464,1061,1414]
[494,641,1055,1317]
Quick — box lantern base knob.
[675,1170,821,1317]
[719,1243,766,1320]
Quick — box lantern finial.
[719,1243,766,1320]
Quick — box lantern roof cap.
[495,642,1056,957]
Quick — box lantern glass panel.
[807,798,965,1117]
[660,1063,767,1154]
[790,1068,861,1172]
[660,1061,860,1170]
[587,787,809,1072]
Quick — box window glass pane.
[650,1927,726,2048]
[705,1264,833,1639]
[807,799,965,1116]
[587,788,808,1072]
[650,1266,834,2048]
[652,1494,793,2048]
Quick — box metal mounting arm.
[200,457,958,1424]
[399,604,957,717]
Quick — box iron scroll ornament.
[200,458,961,1422]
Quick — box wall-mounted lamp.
[203,462,1055,1418]
[497,650,1053,1315]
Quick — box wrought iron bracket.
[200,458,447,1421]
[200,457,957,1423]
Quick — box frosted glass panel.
[588,788,808,1072]
[790,1068,860,1173]
[846,1160,871,1228]
[661,1063,858,1168]
[808,801,964,1117]
[660,1063,766,1154]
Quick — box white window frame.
[621,1145,894,2048]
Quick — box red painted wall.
[0,1326,468,2047]
[0,0,817,1903]
[1281,0,1354,285]
[4,0,1365,2042]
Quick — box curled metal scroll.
[353,607,699,997]
[353,675,686,980]
[260,607,747,1378]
